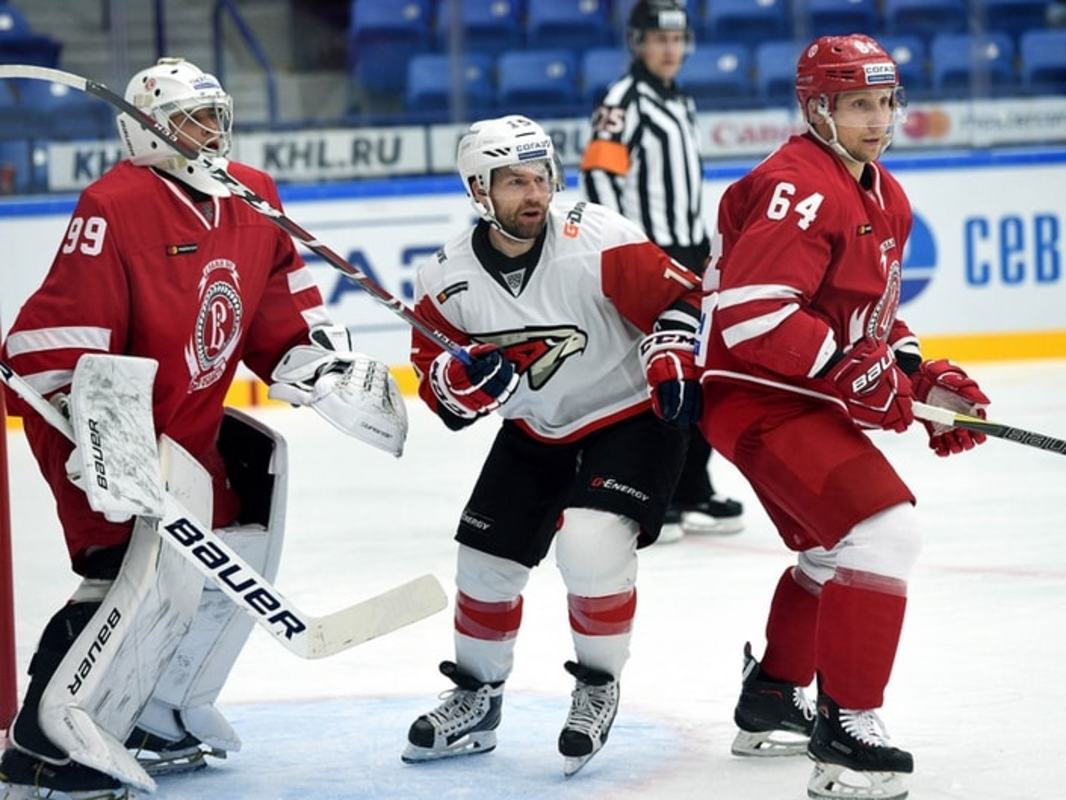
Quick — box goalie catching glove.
[912,359,989,457]
[428,343,519,421]
[269,325,408,457]
[639,331,702,426]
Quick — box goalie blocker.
[2,409,287,793]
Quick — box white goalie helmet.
[456,114,564,233]
[116,57,233,196]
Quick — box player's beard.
[496,200,549,241]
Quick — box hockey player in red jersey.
[649,35,990,800]
[0,59,405,798]
[402,115,700,776]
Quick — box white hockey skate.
[806,694,913,800]
[402,661,503,763]
[558,661,619,777]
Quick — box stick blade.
[303,574,448,659]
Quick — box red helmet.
[795,34,900,117]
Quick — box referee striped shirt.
[580,61,707,250]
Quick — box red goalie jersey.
[698,133,919,394]
[2,161,328,561]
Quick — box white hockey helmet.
[116,57,233,196]
[456,114,564,233]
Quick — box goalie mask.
[796,34,907,163]
[456,115,564,242]
[116,57,234,197]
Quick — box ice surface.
[5,360,1065,799]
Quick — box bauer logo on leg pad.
[67,606,122,696]
[163,516,308,640]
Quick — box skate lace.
[839,708,892,748]
[792,687,815,722]
[565,681,617,734]
[425,686,486,731]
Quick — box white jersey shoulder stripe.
[5,326,111,356]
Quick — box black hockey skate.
[806,693,914,800]
[125,727,224,777]
[402,661,503,763]
[558,661,619,777]
[678,494,744,535]
[731,642,815,757]
[0,747,129,799]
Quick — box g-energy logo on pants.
[590,476,650,504]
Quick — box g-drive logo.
[864,63,896,85]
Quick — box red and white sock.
[568,589,637,678]
[454,591,523,684]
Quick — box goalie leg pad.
[13,515,206,793]
[131,409,287,758]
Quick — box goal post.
[0,375,16,732]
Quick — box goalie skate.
[558,661,619,778]
[0,748,131,799]
[731,642,814,757]
[806,693,913,800]
[125,729,225,777]
[402,661,503,763]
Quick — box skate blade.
[807,761,909,800]
[681,514,744,536]
[731,728,809,757]
[401,731,497,764]
[563,754,595,777]
[1,787,133,800]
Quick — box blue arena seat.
[348,0,433,94]
[884,0,967,40]
[755,40,804,106]
[435,0,523,56]
[497,49,578,116]
[701,0,790,47]
[406,52,495,118]
[1020,29,1066,95]
[930,32,1016,97]
[527,0,611,52]
[804,0,880,37]
[981,0,1054,40]
[581,47,629,106]
[878,36,929,96]
[15,79,114,140]
[0,5,61,67]
[678,43,754,108]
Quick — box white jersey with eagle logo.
[411,200,702,442]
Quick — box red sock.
[816,570,907,709]
[761,567,820,685]
[568,589,637,636]
[454,591,523,641]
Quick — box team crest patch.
[477,325,589,390]
[166,243,198,255]
[184,258,244,392]
[437,281,468,304]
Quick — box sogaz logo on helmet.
[901,211,936,304]
[516,137,551,161]
[193,77,220,90]
[864,63,896,84]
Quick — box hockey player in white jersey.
[402,115,704,776]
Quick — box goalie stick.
[913,401,1066,458]
[0,64,472,366]
[0,357,448,659]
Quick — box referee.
[580,0,743,542]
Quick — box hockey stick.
[913,401,1066,457]
[0,64,472,366]
[0,357,448,658]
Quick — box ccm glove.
[639,331,702,426]
[429,343,519,420]
[912,359,989,457]
[823,338,914,433]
